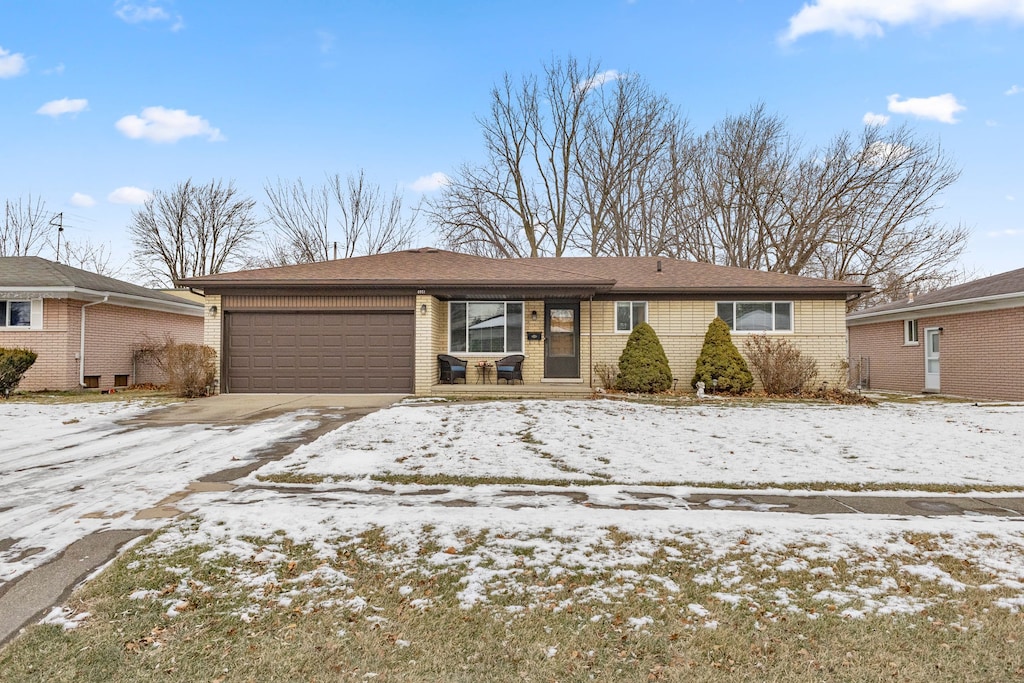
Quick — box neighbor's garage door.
[224,311,414,393]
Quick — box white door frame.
[923,327,941,392]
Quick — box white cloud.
[44,63,65,76]
[987,228,1022,237]
[69,193,96,208]
[108,186,153,205]
[862,111,890,126]
[576,69,624,93]
[1006,84,1024,95]
[0,46,28,78]
[115,2,184,30]
[115,1,168,23]
[36,98,89,117]
[410,172,450,193]
[782,0,1024,43]
[1007,195,1016,201]
[886,93,965,124]
[115,106,224,143]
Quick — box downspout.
[80,296,108,387]
[588,296,593,389]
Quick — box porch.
[426,381,596,400]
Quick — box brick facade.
[416,297,849,395]
[849,306,1024,401]
[9,298,202,392]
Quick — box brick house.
[0,257,204,391]
[847,267,1024,401]
[179,248,869,395]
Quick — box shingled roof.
[848,267,1024,321]
[179,248,868,295]
[0,256,202,311]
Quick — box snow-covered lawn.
[256,399,1024,486]
[0,401,318,588]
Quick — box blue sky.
[2,0,1022,278]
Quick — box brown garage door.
[224,311,414,393]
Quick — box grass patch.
[4,389,179,405]
[3,525,1023,682]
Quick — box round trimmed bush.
[615,322,673,393]
[692,317,753,394]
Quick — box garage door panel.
[225,311,413,393]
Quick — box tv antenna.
[50,212,64,262]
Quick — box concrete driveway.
[0,393,404,647]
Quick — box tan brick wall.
[415,296,849,393]
[204,295,223,391]
[11,298,202,391]
[849,307,1024,401]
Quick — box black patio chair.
[437,354,468,384]
[495,354,525,385]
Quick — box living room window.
[716,301,793,332]
[905,319,919,344]
[449,301,524,354]
[615,301,647,332]
[0,300,32,328]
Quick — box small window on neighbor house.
[615,302,647,332]
[905,320,919,344]
[114,374,129,387]
[83,376,100,389]
[1,300,32,328]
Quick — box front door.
[924,327,941,392]
[544,302,580,378]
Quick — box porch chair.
[437,354,468,384]
[495,354,525,385]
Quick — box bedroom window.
[716,301,793,332]
[615,301,647,332]
[449,302,524,353]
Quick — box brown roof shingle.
[178,248,868,295]
[848,267,1024,319]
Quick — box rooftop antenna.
[50,212,64,262]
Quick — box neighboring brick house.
[0,257,204,391]
[179,248,869,396]
[847,267,1024,401]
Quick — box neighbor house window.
[449,302,524,353]
[615,301,647,332]
[716,301,793,332]
[904,319,919,344]
[0,300,32,328]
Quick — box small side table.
[475,362,493,384]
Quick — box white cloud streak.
[108,187,153,205]
[987,228,1022,237]
[36,98,89,117]
[70,193,96,208]
[862,111,890,126]
[115,106,224,143]
[886,93,965,124]
[115,2,184,30]
[410,172,450,193]
[782,0,1024,43]
[576,69,624,93]
[0,46,28,78]
[1006,84,1023,95]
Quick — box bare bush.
[593,362,616,390]
[134,339,216,397]
[744,335,818,395]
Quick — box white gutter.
[0,286,203,317]
[80,296,108,388]
[847,291,1024,325]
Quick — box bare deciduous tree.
[129,179,260,286]
[260,171,417,265]
[1,195,50,257]
[431,57,602,257]
[61,239,125,278]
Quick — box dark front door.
[544,302,580,378]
